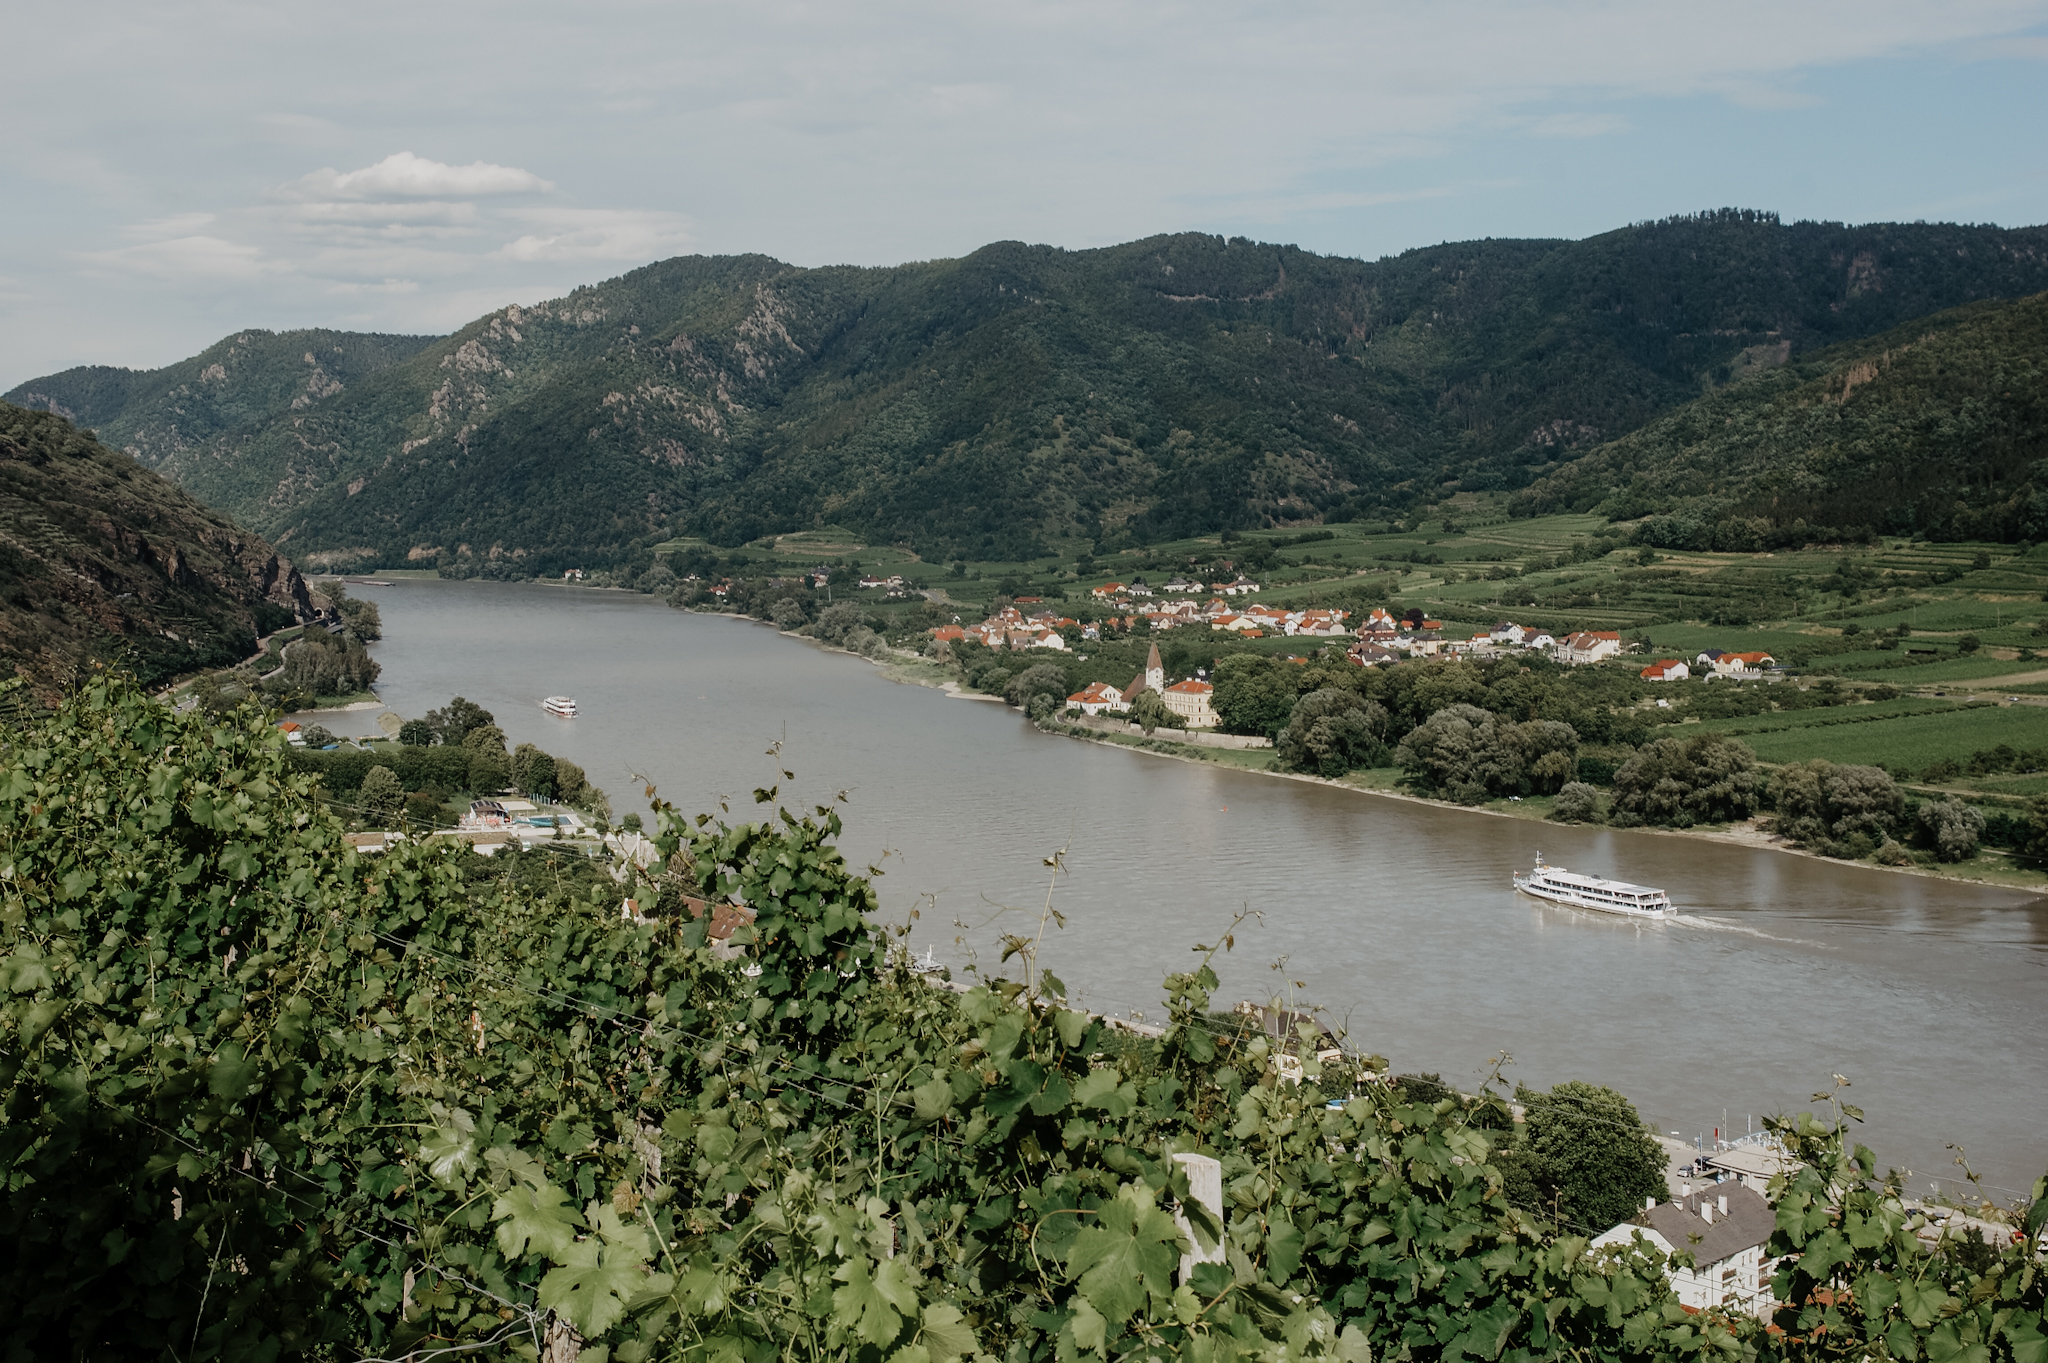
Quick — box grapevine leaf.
[832,1255,917,1347]
[912,1077,955,1122]
[1072,1067,1122,1109]
[494,1179,582,1260]
[1069,1294,1109,1353]
[1066,1183,1181,1327]
[419,1105,478,1189]
[538,1239,648,1338]
[918,1302,979,1363]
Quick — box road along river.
[331,579,2047,1202]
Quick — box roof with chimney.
[1634,1181,1775,1266]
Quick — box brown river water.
[324,579,2048,1201]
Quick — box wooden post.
[1173,1152,1226,1283]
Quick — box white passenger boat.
[542,695,577,719]
[1513,855,1676,920]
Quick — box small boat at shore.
[543,696,577,719]
[1514,854,1675,920]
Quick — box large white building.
[1593,1181,1777,1319]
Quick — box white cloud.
[287,151,552,200]
[5,0,2047,378]
[77,233,281,282]
[495,208,695,263]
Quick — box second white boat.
[1513,854,1676,920]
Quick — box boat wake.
[1667,914,1828,949]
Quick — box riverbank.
[705,612,2048,895]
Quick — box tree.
[426,696,494,746]
[1609,734,1767,827]
[770,597,807,630]
[358,765,403,823]
[1128,689,1183,734]
[462,722,508,754]
[1499,1082,1669,1233]
[279,630,379,696]
[2022,793,2048,862]
[468,746,512,792]
[512,743,559,799]
[1212,654,1299,737]
[1278,689,1389,777]
[1769,760,1904,854]
[397,718,435,746]
[523,751,558,800]
[1005,663,1069,711]
[812,601,868,644]
[1919,796,1986,860]
[1552,782,1601,823]
[1958,633,1982,654]
[1391,705,1575,802]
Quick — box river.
[324,578,2047,1202]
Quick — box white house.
[1490,621,1528,645]
[1640,659,1691,681]
[1593,1182,1777,1320]
[1066,681,1127,715]
[1557,631,1623,665]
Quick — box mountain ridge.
[0,401,315,697]
[11,211,2048,570]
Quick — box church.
[1122,643,1220,729]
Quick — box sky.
[4,0,2047,384]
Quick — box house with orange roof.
[1161,678,1220,727]
[1640,659,1690,681]
[1712,651,1775,678]
[928,624,966,643]
[1090,582,1125,599]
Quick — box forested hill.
[0,402,313,696]
[1512,291,2048,545]
[9,211,2048,571]
[9,328,436,469]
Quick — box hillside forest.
[10,212,2048,573]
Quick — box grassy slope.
[0,402,314,695]
[13,215,2048,567]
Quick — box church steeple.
[1145,642,1164,692]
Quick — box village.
[925,575,1786,727]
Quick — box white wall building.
[1593,1182,1777,1319]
